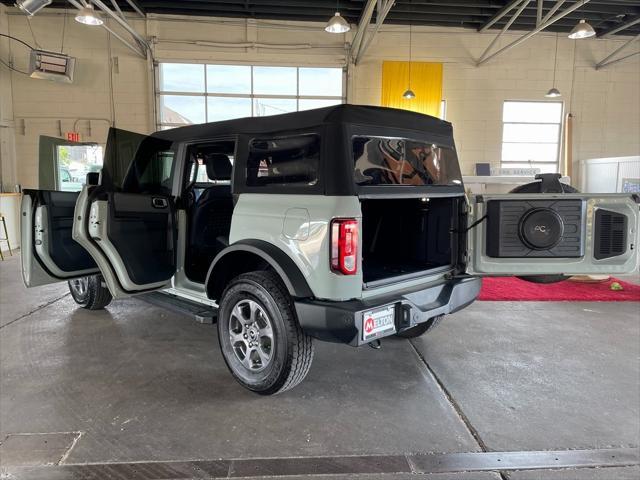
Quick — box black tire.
[509,177,579,284]
[396,315,443,338]
[217,270,314,395]
[68,275,112,310]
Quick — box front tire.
[217,271,314,395]
[68,275,112,310]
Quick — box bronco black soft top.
[154,104,454,143]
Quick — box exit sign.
[66,132,80,142]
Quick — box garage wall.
[1,8,638,189]
[351,27,640,176]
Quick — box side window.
[137,150,175,191]
[185,141,235,186]
[103,128,175,195]
[246,135,319,187]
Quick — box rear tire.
[68,275,112,310]
[217,270,314,395]
[396,315,443,338]
[509,176,579,284]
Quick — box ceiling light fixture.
[546,33,562,98]
[402,23,415,99]
[75,3,104,26]
[325,1,350,33]
[15,0,52,16]
[568,19,596,39]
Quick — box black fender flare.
[205,239,314,301]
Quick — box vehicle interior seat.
[188,152,234,282]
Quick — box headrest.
[205,153,232,181]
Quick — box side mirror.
[86,172,100,186]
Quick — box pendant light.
[15,0,52,16]
[546,33,562,98]
[403,24,415,99]
[75,3,104,26]
[568,19,596,39]
[325,1,350,33]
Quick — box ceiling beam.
[478,0,524,32]
[350,0,378,61]
[597,14,640,36]
[478,0,531,63]
[596,32,640,68]
[123,0,145,17]
[355,0,395,64]
[477,0,591,66]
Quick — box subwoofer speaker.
[486,199,584,258]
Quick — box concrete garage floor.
[1,253,638,479]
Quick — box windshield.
[353,136,462,187]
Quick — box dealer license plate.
[362,305,396,341]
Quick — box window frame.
[174,136,239,200]
[500,99,564,173]
[155,62,346,129]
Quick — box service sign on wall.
[621,178,640,193]
[66,132,80,142]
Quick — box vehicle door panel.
[22,189,99,287]
[87,192,176,291]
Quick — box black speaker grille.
[594,210,627,260]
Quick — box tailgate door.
[466,193,639,276]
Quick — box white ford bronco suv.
[21,105,639,394]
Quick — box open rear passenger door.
[466,193,639,276]
[72,128,178,299]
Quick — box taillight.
[330,218,358,275]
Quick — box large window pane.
[247,135,319,187]
[160,95,205,124]
[253,66,297,95]
[299,67,342,96]
[160,63,205,93]
[254,98,297,116]
[503,123,560,143]
[502,143,559,163]
[206,65,251,94]
[207,97,252,122]
[503,101,562,123]
[298,98,342,111]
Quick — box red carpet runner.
[478,277,640,302]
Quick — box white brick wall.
[1,9,638,189]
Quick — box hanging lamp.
[546,33,562,97]
[325,1,350,33]
[403,24,415,99]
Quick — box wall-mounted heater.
[29,49,76,84]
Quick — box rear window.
[247,134,319,187]
[353,136,462,187]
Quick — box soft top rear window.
[353,136,462,187]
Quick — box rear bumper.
[294,277,482,346]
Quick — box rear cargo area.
[360,197,459,285]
